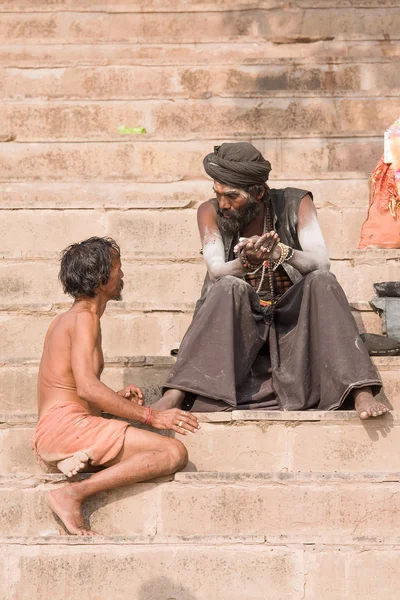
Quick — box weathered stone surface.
[0,181,198,209]
[2,409,400,474]
[0,209,199,259]
[152,98,339,138]
[1,41,400,69]
[0,99,340,141]
[0,142,212,182]
[177,416,400,473]
[159,479,400,539]
[0,261,205,308]
[0,177,370,210]
[0,140,382,183]
[0,360,174,414]
[0,67,211,101]
[107,209,200,259]
[1,473,400,540]
[3,67,400,105]
[0,483,160,536]
[1,1,400,12]
[0,355,397,415]
[0,311,190,360]
[302,547,400,600]
[1,9,399,44]
[5,543,304,600]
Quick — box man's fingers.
[254,232,272,250]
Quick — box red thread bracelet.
[144,405,153,425]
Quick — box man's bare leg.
[152,389,185,410]
[46,427,188,535]
[354,387,389,420]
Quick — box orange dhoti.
[31,402,130,469]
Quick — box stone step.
[1,410,399,475]
[0,177,373,210]
[3,1,400,13]
[0,301,391,358]
[0,355,397,415]
[0,311,192,359]
[2,40,400,69]
[2,65,400,101]
[1,8,399,45]
[1,99,400,142]
[0,204,388,262]
[0,471,400,542]
[0,139,385,183]
[0,253,397,308]
[0,356,175,414]
[1,536,399,600]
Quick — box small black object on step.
[360,333,400,356]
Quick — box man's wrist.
[144,405,153,426]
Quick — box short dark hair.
[59,237,121,299]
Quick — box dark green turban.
[203,142,271,189]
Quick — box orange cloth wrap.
[358,155,400,249]
[31,402,130,468]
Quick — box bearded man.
[153,142,388,420]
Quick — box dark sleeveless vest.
[194,187,312,316]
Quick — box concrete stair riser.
[0,139,387,181]
[1,260,398,306]
[2,99,400,140]
[0,359,174,413]
[1,412,398,475]
[0,312,193,359]
[3,539,400,600]
[0,472,400,541]
[1,9,400,44]
[3,1,400,12]
[0,206,376,261]
[0,357,397,414]
[0,178,372,210]
[0,306,390,358]
[3,40,400,69]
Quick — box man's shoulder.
[270,187,312,200]
[56,309,100,336]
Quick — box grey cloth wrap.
[203,142,272,188]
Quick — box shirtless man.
[32,236,199,535]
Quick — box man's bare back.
[38,307,103,419]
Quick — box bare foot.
[57,452,89,478]
[354,388,389,420]
[151,389,185,410]
[46,486,97,536]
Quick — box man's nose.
[218,196,230,210]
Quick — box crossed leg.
[46,426,188,535]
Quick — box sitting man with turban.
[153,142,388,420]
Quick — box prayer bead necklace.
[242,195,276,321]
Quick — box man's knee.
[306,269,336,287]
[166,438,188,472]
[214,275,249,294]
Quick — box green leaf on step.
[118,125,147,135]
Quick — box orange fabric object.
[31,401,129,468]
[358,155,400,248]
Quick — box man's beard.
[112,279,124,301]
[217,196,263,235]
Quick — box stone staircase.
[1,1,400,598]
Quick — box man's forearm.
[286,249,330,275]
[207,257,245,281]
[78,380,146,422]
